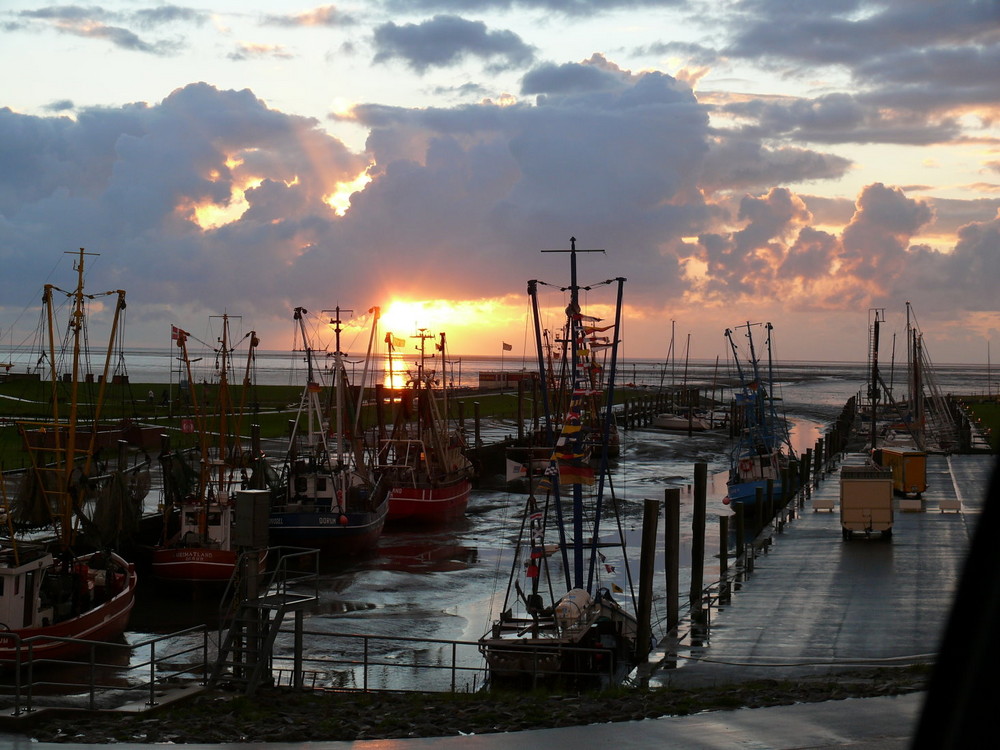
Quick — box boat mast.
[327,306,352,473]
[869,309,884,451]
[541,237,605,590]
[48,249,126,547]
[587,273,625,593]
[291,306,328,465]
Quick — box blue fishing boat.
[724,321,797,506]
[267,306,389,555]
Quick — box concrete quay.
[650,452,995,691]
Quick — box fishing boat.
[380,330,473,524]
[1,249,138,662]
[724,321,797,506]
[267,306,390,555]
[479,238,643,685]
[151,316,263,584]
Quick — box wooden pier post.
[473,401,482,448]
[719,514,731,604]
[734,501,745,559]
[664,487,680,635]
[636,498,660,662]
[690,463,707,607]
[516,380,525,441]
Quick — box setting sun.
[377,297,527,356]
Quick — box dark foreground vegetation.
[17,666,930,744]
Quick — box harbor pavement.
[1,452,995,749]
[650,452,994,690]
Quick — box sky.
[1,0,998,367]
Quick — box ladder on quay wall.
[210,547,320,695]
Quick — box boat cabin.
[0,547,52,631]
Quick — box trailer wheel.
[842,528,851,541]
[883,528,893,541]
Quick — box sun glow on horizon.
[379,297,524,355]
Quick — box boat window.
[315,477,327,492]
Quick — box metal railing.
[0,625,208,717]
[266,629,486,694]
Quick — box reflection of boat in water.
[152,316,264,584]
[1,249,138,662]
[381,331,473,525]
[375,532,479,573]
[480,238,642,685]
[652,411,712,431]
[267,306,390,555]
[724,321,797,506]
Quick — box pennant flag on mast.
[502,342,512,351]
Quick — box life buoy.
[738,458,753,473]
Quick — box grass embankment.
[1,377,646,469]
[959,398,1000,452]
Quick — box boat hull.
[386,479,471,524]
[268,502,388,556]
[150,547,266,584]
[0,552,138,664]
[480,597,639,685]
[726,478,784,505]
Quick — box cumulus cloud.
[372,15,535,73]
[687,182,975,314]
[1,57,996,352]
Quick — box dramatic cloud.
[686,182,986,316]
[372,15,535,73]
[1,1,997,359]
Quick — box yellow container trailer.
[876,447,928,498]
